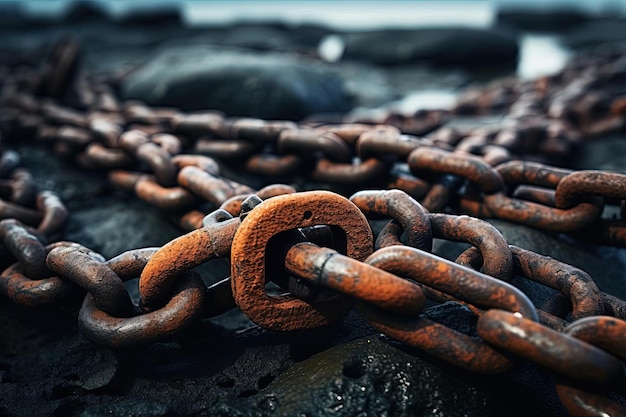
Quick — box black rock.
[73,399,176,417]
[116,6,183,27]
[496,7,592,32]
[216,22,330,51]
[211,335,564,417]
[63,1,111,24]
[562,18,626,49]
[338,27,519,71]
[121,47,353,120]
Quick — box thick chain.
[1,39,626,416]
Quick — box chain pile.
[1,38,626,415]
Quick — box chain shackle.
[230,191,373,331]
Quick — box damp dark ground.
[1,2,626,416]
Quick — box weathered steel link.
[358,245,536,372]
[477,309,625,385]
[46,246,134,317]
[284,242,425,315]
[139,211,241,310]
[429,213,513,280]
[230,191,372,331]
[556,384,626,417]
[509,245,605,320]
[350,189,432,252]
[563,316,626,360]
[0,241,97,306]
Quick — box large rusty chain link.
[1,38,626,416]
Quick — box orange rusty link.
[178,210,206,231]
[510,245,604,319]
[455,247,568,330]
[356,127,424,159]
[0,242,96,306]
[77,142,134,169]
[359,306,515,373]
[408,147,505,194]
[477,309,625,385]
[0,168,37,206]
[171,112,224,137]
[428,213,513,281]
[358,245,535,373]
[564,316,626,361]
[230,191,373,331]
[171,154,220,176]
[88,114,122,147]
[420,174,464,212]
[245,154,305,177]
[0,219,49,279]
[46,246,133,317]
[495,160,572,189]
[0,199,42,226]
[556,384,626,417]
[79,264,205,348]
[365,246,537,319]
[194,138,261,160]
[312,158,389,184]
[375,220,404,249]
[151,133,182,155]
[385,172,430,201]
[134,176,196,211]
[139,214,241,310]
[177,165,254,206]
[278,129,352,163]
[511,185,556,206]
[476,191,603,232]
[350,189,432,252]
[555,170,626,209]
[602,292,626,320]
[284,242,425,315]
[230,118,297,142]
[119,130,178,187]
[36,190,68,235]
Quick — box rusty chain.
[1,39,626,415]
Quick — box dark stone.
[116,6,183,27]
[339,28,519,71]
[211,335,562,417]
[216,22,330,51]
[496,7,592,32]
[121,47,353,120]
[73,399,176,417]
[562,18,626,49]
[63,1,111,24]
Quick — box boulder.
[562,18,626,49]
[338,27,519,71]
[496,7,591,32]
[121,47,352,120]
[212,334,566,416]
